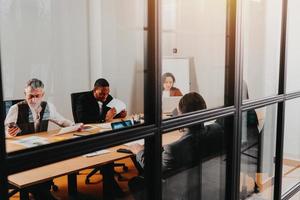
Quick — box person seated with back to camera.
[162,72,183,97]
[128,92,224,200]
[4,78,75,200]
[75,78,127,124]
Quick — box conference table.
[6,123,183,200]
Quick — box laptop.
[111,120,133,130]
[162,96,181,114]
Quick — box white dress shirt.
[4,102,74,137]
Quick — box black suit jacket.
[76,91,116,123]
[136,122,224,173]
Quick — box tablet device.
[111,120,133,130]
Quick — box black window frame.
[0,0,299,199]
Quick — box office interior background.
[0,0,299,199]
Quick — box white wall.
[284,99,300,160]
[0,0,90,123]
[283,0,300,160]
[242,0,281,100]
[286,0,300,92]
[99,0,145,114]
[162,0,227,109]
[0,0,146,123]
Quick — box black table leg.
[101,163,124,200]
[68,173,78,197]
[19,189,29,200]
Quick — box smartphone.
[8,122,18,129]
[8,122,21,135]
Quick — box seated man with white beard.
[5,78,73,137]
[4,78,74,200]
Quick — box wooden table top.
[6,124,183,188]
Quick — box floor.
[246,163,300,200]
[9,157,299,200]
[9,157,137,200]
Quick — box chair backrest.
[70,91,89,123]
[2,99,24,117]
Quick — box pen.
[73,133,86,137]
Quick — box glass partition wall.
[0,0,299,200]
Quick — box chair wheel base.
[52,185,59,192]
[123,166,129,172]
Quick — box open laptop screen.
[162,96,181,114]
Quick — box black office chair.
[70,92,128,183]
[3,99,59,195]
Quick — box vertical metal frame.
[0,55,9,199]
[274,0,288,199]
[144,0,162,199]
[224,0,239,199]
[0,0,299,199]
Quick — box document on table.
[83,149,111,157]
[96,122,111,129]
[106,98,126,114]
[123,139,144,146]
[53,123,83,136]
[11,136,49,147]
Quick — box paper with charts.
[106,98,126,114]
[11,136,49,148]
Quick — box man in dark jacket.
[76,78,127,123]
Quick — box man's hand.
[76,123,84,131]
[128,143,144,154]
[8,127,21,137]
[119,110,127,118]
[105,107,117,122]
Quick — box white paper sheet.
[11,136,49,147]
[53,123,83,136]
[123,139,144,146]
[83,149,111,157]
[106,98,126,114]
[96,122,112,129]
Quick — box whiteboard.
[162,57,190,95]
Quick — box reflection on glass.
[282,99,300,195]
[161,0,227,115]
[286,0,300,93]
[8,138,145,199]
[1,0,146,151]
[161,120,227,200]
[242,0,281,100]
[240,105,277,200]
[160,93,227,199]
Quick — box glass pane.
[242,0,282,101]
[282,99,300,195]
[1,0,146,152]
[161,118,229,200]
[240,104,277,199]
[161,0,227,117]
[8,138,146,199]
[286,0,300,93]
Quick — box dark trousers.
[128,176,146,200]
